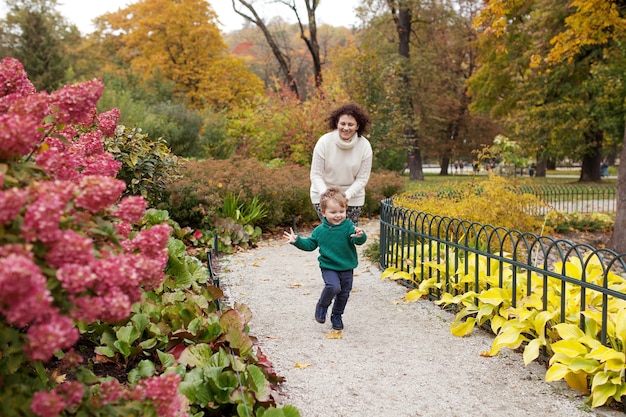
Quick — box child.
[283,187,367,331]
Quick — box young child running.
[283,187,367,331]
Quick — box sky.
[47,0,361,34]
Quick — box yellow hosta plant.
[382,242,626,408]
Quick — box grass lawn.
[403,171,616,192]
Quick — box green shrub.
[167,157,406,232]
[105,126,180,208]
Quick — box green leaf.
[113,340,131,357]
[247,364,271,402]
[136,360,156,378]
[94,346,116,358]
[157,350,175,368]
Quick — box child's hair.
[320,187,348,211]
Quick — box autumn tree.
[232,0,330,97]
[469,0,626,182]
[335,0,498,173]
[94,0,263,109]
[0,0,78,91]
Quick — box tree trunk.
[608,138,626,252]
[579,130,603,182]
[536,159,547,177]
[233,0,300,98]
[440,155,450,175]
[408,140,424,181]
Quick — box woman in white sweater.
[310,103,372,225]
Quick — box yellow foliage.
[393,175,549,235]
[95,0,263,109]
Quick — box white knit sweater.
[309,130,373,206]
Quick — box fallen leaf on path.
[301,291,311,295]
[251,262,260,267]
[295,363,312,369]
[260,277,270,281]
[288,283,303,288]
[325,329,343,339]
[266,335,280,339]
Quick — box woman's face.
[337,114,359,141]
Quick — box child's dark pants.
[317,268,353,328]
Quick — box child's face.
[322,199,347,225]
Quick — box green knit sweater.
[291,218,367,271]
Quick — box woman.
[310,103,372,225]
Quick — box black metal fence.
[518,184,616,213]
[409,184,616,214]
[379,198,626,346]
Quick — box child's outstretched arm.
[350,227,364,238]
[283,227,298,243]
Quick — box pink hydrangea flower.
[45,230,95,269]
[115,196,147,223]
[48,79,103,126]
[139,373,188,417]
[56,263,98,294]
[0,187,27,224]
[0,254,52,327]
[130,223,172,261]
[99,379,124,404]
[0,113,42,159]
[7,91,51,123]
[0,57,36,98]
[31,381,84,417]
[116,222,132,238]
[74,176,125,213]
[97,108,120,137]
[25,312,79,361]
[31,391,65,417]
[21,181,76,243]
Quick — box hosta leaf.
[616,309,626,344]
[550,339,588,357]
[490,315,506,334]
[546,363,570,381]
[592,370,611,386]
[390,271,412,281]
[478,287,509,306]
[404,289,425,302]
[553,323,585,340]
[450,317,475,337]
[587,345,623,365]
[591,381,617,408]
[523,338,544,365]
[490,330,524,356]
[568,357,600,373]
[564,371,590,394]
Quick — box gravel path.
[220,218,622,417]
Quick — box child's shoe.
[315,302,327,324]
[330,314,343,330]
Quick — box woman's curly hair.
[326,103,372,137]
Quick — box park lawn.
[403,171,616,192]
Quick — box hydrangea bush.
[0,57,187,417]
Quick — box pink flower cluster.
[31,381,84,417]
[97,374,188,417]
[0,56,172,364]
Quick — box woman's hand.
[283,227,297,243]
